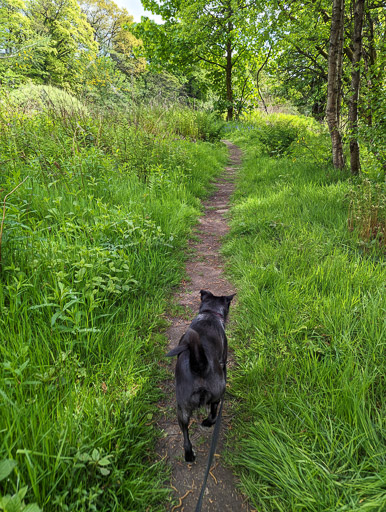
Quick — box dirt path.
[156,141,251,512]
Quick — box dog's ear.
[226,293,236,304]
[200,290,213,300]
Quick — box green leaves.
[136,0,266,117]
[75,449,113,476]
[80,0,145,78]
[0,0,98,88]
[0,461,41,512]
[0,460,17,482]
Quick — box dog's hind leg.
[201,400,220,427]
[177,406,195,462]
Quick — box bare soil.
[155,141,252,512]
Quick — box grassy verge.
[0,87,226,511]
[224,117,385,511]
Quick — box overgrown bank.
[0,86,226,511]
[224,114,385,511]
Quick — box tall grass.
[224,116,385,511]
[0,86,226,511]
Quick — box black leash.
[194,396,224,512]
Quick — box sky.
[114,0,163,23]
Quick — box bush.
[257,119,299,156]
[348,179,385,248]
[8,84,88,116]
[226,112,324,159]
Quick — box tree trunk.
[226,36,233,121]
[326,0,345,169]
[348,0,365,175]
[362,10,376,127]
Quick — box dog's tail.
[166,328,208,375]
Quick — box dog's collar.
[200,309,224,320]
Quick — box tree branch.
[197,54,226,69]
[0,40,48,59]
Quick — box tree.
[0,0,35,85]
[348,0,365,175]
[138,0,264,120]
[326,0,345,169]
[358,3,385,172]
[0,0,30,54]
[80,0,145,77]
[265,0,384,173]
[25,0,98,88]
[266,1,331,118]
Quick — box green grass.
[0,89,227,511]
[224,120,385,511]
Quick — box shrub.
[8,84,88,116]
[227,112,322,159]
[348,179,385,248]
[257,119,299,156]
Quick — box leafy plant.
[0,460,41,512]
[74,449,113,477]
[257,119,299,156]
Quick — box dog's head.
[199,290,235,321]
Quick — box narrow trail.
[156,141,251,512]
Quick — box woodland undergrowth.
[0,85,225,512]
[224,114,385,512]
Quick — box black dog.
[166,290,235,462]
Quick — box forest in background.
[0,1,385,511]
[0,0,385,176]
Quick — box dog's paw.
[185,449,196,463]
[201,418,214,428]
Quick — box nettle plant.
[74,449,113,477]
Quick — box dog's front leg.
[177,405,195,462]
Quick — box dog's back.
[168,328,225,408]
